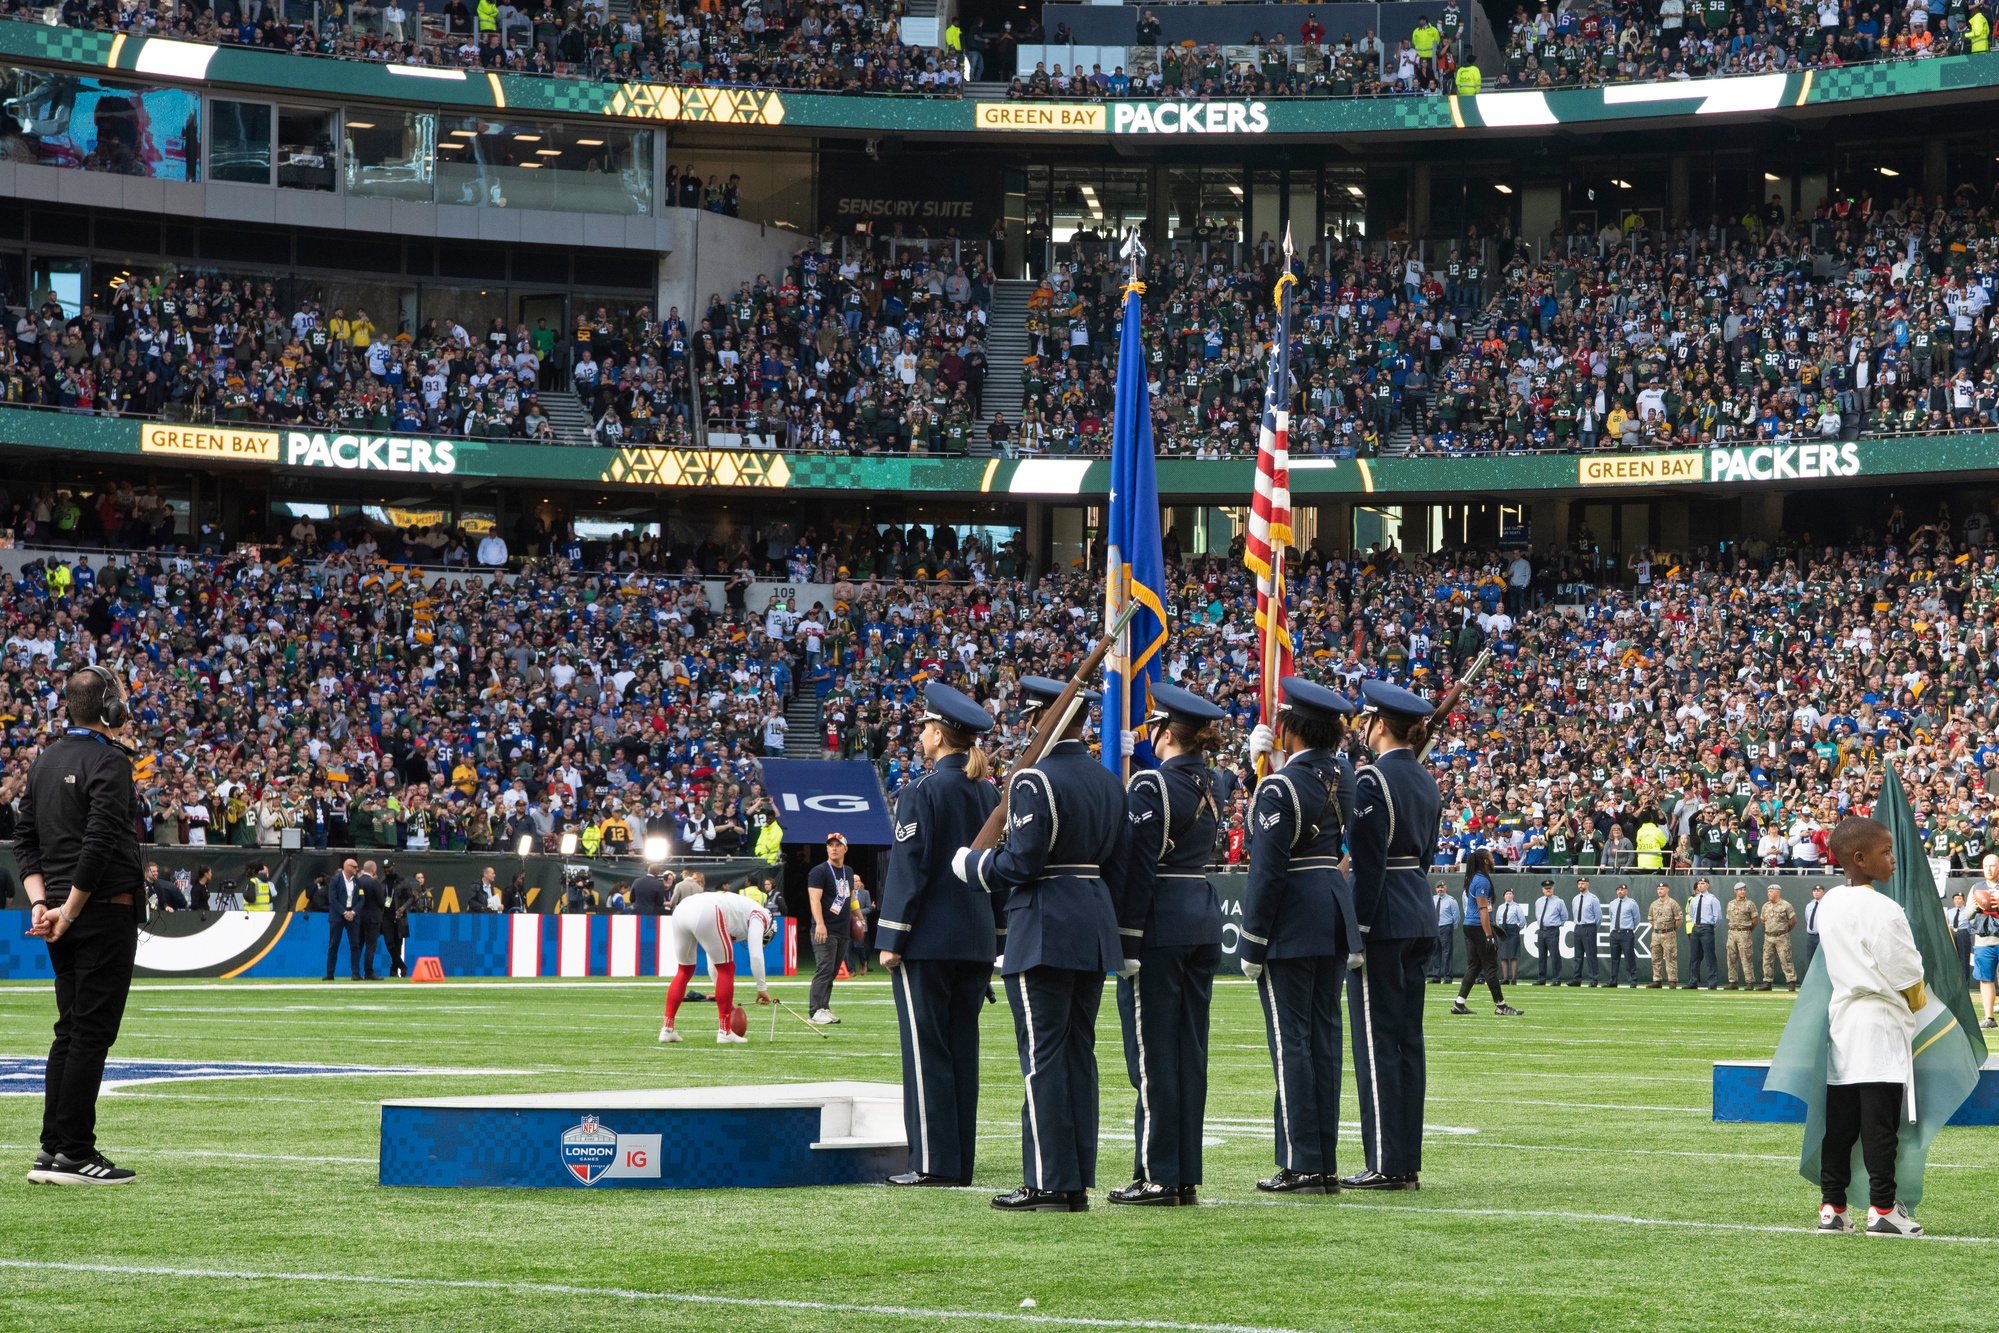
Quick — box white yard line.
[0,1260,1309,1332]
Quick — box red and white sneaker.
[1816,1204,1853,1233]
[1866,1203,1923,1237]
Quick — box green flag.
[1764,764,1983,1206]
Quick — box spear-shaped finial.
[1120,228,1148,298]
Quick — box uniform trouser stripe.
[1355,963,1384,1173]
[1007,967,1103,1192]
[1118,945,1217,1189]
[894,965,932,1175]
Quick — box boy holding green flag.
[1812,816,1927,1236]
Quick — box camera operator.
[19,665,144,1186]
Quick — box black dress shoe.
[887,1172,961,1187]
[992,1186,1087,1212]
[1107,1181,1181,1206]
[1339,1170,1419,1191]
[1255,1168,1330,1195]
[1177,1184,1198,1205]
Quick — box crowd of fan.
[1005,0,1993,103]
[1000,180,1999,460]
[3,489,1998,878]
[3,268,640,443]
[28,0,960,95]
[655,245,998,452]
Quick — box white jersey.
[669,892,772,989]
[1819,883,1925,1086]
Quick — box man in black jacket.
[356,860,389,981]
[18,665,144,1186]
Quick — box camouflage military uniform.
[1648,894,1683,986]
[1759,897,1798,988]
[1724,894,1760,988]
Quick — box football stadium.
[6,0,1999,1322]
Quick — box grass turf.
[0,973,1984,1331]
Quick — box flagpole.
[1253,224,1297,782]
[1114,228,1147,784]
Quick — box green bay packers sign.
[284,431,460,475]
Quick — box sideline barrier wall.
[0,909,793,980]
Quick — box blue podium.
[380,1082,905,1189]
[1713,1059,1999,1125]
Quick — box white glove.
[1117,957,1141,980]
[1119,729,1136,758]
[993,954,1005,970]
[1241,960,1264,983]
[951,847,974,883]
[1249,723,1280,769]
[1347,951,1366,972]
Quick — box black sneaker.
[1449,999,1473,1015]
[25,1150,55,1184]
[39,1153,136,1186]
[1495,1003,1525,1016]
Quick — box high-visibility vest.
[755,822,784,864]
[1455,64,1481,94]
[244,877,273,912]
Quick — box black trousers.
[1118,943,1220,1188]
[325,912,361,979]
[810,929,849,1013]
[1823,1081,1903,1210]
[1429,927,1455,979]
[1456,927,1504,1005]
[1535,927,1563,983]
[1005,965,1104,1192]
[1689,924,1719,987]
[384,916,409,977]
[891,958,988,1183]
[358,915,385,979]
[42,900,139,1159]
[1571,924,1599,983]
[1348,935,1432,1177]
[1953,931,1970,981]
[1606,929,1637,985]
[1254,954,1344,1177]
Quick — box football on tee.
[729,1005,749,1037]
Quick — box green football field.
[0,974,1987,1331]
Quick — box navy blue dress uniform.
[1108,683,1226,1207]
[1344,680,1441,1191]
[1241,678,1361,1195]
[959,676,1127,1212]
[878,684,1002,1188]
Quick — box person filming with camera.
[19,665,147,1186]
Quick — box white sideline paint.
[0,1260,1313,1332]
[1199,1200,1998,1244]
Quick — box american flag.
[1245,228,1296,774]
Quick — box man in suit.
[357,860,389,979]
[325,857,363,981]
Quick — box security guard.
[1687,877,1723,989]
[1604,883,1641,986]
[1241,678,1361,1195]
[1647,883,1683,988]
[879,683,1002,1188]
[955,676,1126,1213]
[1531,880,1569,984]
[1342,679,1440,1192]
[1568,876,1603,986]
[1107,683,1227,1207]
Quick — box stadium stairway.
[784,687,824,758]
[964,80,1011,99]
[542,389,598,448]
[976,278,1035,451]
[1384,306,1493,456]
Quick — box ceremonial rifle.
[970,601,1143,853]
[1417,640,1497,763]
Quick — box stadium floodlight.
[1764,171,1781,181]
[560,831,579,855]
[517,835,534,857]
[1877,166,1899,177]
[643,835,672,863]
[1494,184,1513,194]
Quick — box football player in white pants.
[662,891,773,1044]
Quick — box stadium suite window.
[346,110,437,203]
[277,106,338,192]
[211,100,274,186]
[436,117,654,215]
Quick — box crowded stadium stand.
[4,0,1999,921]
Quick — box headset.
[75,663,130,730]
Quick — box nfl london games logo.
[560,1116,621,1185]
